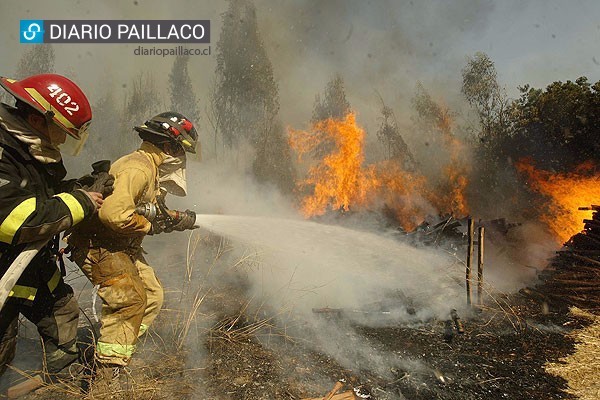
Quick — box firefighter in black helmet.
[67,112,198,391]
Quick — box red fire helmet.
[0,73,92,139]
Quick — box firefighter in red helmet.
[67,111,198,391]
[0,74,112,380]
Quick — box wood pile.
[530,205,600,311]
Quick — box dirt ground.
[1,233,596,400]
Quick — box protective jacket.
[68,141,163,251]
[68,141,165,367]
[0,104,95,303]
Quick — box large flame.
[516,158,600,243]
[288,113,378,216]
[288,112,469,230]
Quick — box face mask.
[159,154,187,196]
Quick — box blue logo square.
[20,20,44,43]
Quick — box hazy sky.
[1,0,598,133]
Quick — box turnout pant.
[72,247,163,367]
[0,281,80,375]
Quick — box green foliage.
[461,52,510,142]
[509,77,600,170]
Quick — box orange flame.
[516,158,600,243]
[288,113,378,216]
[289,112,470,230]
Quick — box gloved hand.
[76,172,115,198]
[148,219,165,235]
[149,210,196,235]
[167,210,197,232]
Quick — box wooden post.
[477,226,485,306]
[466,218,474,305]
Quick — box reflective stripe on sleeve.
[54,193,85,225]
[47,268,61,292]
[0,197,36,244]
[8,284,37,301]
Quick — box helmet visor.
[61,126,90,156]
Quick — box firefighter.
[67,112,198,386]
[0,74,112,378]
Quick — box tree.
[509,77,600,171]
[253,120,296,193]
[412,82,453,137]
[312,75,351,122]
[212,0,294,191]
[213,0,279,149]
[309,75,352,158]
[461,52,510,143]
[460,53,515,217]
[376,96,415,170]
[411,83,469,216]
[169,54,199,124]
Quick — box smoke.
[2,0,599,394]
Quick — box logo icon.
[20,20,44,43]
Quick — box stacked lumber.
[532,205,600,310]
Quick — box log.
[7,375,44,398]
[562,253,600,267]
[565,249,600,255]
[324,382,344,400]
[302,392,356,400]
[578,205,600,211]
[550,279,600,286]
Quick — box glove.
[76,172,115,198]
[148,219,165,235]
[149,210,196,235]
[168,210,197,232]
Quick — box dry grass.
[545,307,600,400]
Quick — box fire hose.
[0,240,48,311]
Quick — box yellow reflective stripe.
[54,193,85,225]
[8,285,37,301]
[0,197,36,244]
[47,268,61,292]
[96,341,136,358]
[5,79,17,83]
[24,87,75,129]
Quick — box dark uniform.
[0,104,96,374]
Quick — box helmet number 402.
[47,84,80,116]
